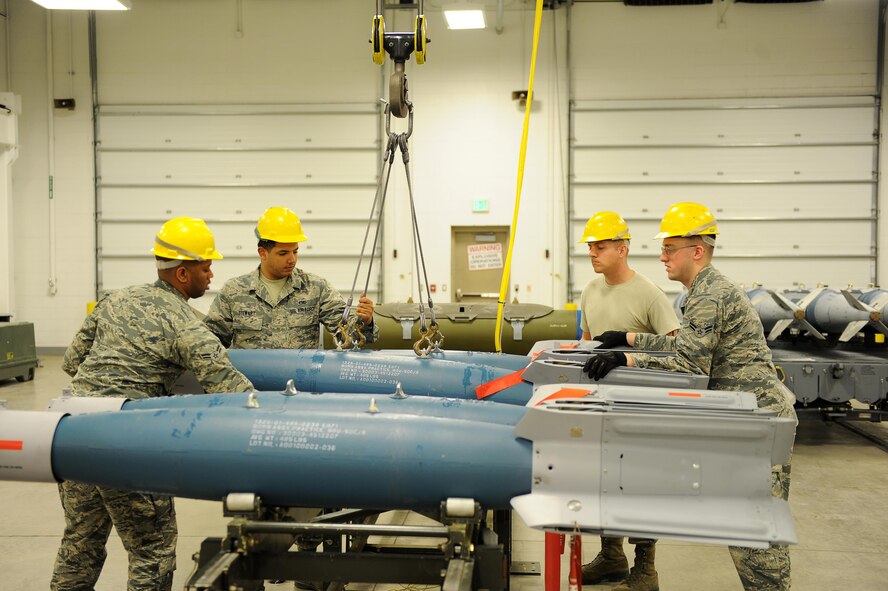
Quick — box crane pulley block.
[369,2,430,118]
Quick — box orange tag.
[476,369,526,399]
[0,440,23,451]
[668,391,702,398]
[536,387,593,406]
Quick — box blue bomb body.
[54,393,532,509]
[228,349,533,405]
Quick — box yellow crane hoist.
[370,0,429,118]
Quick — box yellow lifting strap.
[494,0,545,353]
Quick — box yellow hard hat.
[654,202,719,239]
[255,206,307,243]
[578,211,631,243]
[151,217,223,261]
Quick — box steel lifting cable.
[399,107,442,357]
[335,104,400,351]
[494,0,545,353]
[356,112,401,343]
[338,102,440,356]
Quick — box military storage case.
[0,322,38,383]
[324,302,581,355]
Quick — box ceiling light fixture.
[444,10,486,30]
[30,0,131,10]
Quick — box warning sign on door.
[467,243,503,271]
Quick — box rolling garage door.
[95,103,382,313]
[568,96,878,299]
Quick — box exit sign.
[472,199,489,213]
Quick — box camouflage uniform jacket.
[204,267,378,349]
[632,265,792,415]
[62,279,254,398]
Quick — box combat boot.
[581,536,629,585]
[612,541,659,591]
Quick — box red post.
[545,532,566,591]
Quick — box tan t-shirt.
[258,274,288,305]
[579,272,680,337]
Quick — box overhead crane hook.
[370,0,429,118]
[339,3,436,356]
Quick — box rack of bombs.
[675,286,888,407]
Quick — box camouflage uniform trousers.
[51,481,177,591]
[728,403,795,591]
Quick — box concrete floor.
[2,356,888,591]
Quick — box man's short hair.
[155,255,180,270]
[155,256,203,271]
[257,239,277,250]
[690,234,716,254]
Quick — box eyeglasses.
[660,244,698,257]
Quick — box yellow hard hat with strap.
[151,217,223,264]
[654,202,719,240]
[578,211,631,243]
[255,206,308,243]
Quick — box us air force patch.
[688,320,714,337]
[197,345,223,361]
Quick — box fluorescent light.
[444,10,486,30]
[30,0,131,9]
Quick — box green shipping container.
[324,302,581,355]
[0,322,38,383]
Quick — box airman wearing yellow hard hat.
[55,217,253,591]
[152,217,223,266]
[577,210,679,340]
[654,201,719,245]
[651,201,719,286]
[579,212,637,314]
[584,201,796,591]
[204,206,377,349]
[577,213,679,589]
[255,206,308,244]
[151,217,223,299]
[578,211,631,244]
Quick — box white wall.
[9,0,95,348]
[404,6,567,306]
[0,1,13,318]
[571,1,877,100]
[5,0,884,348]
[571,0,879,291]
[0,0,9,91]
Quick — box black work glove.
[583,351,627,381]
[593,330,629,349]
